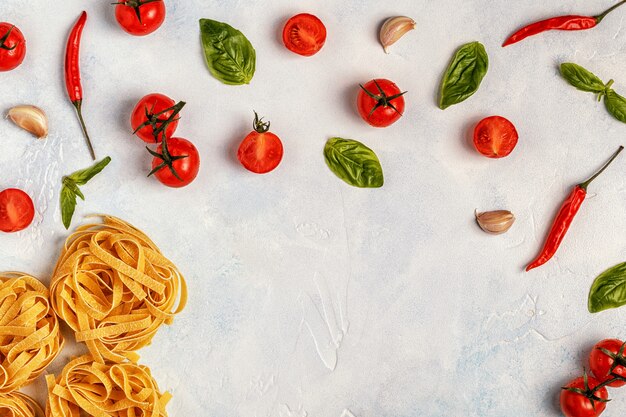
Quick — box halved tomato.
[473,116,518,158]
[282,13,327,57]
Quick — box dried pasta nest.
[0,392,44,417]
[50,215,187,364]
[46,355,170,417]
[0,273,64,393]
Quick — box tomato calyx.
[359,80,407,117]
[134,100,185,143]
[147,136,189,182]
[0,25,18,51]
[562,371,611,411]
[111,0,162,23]
[598,341,626,377]
[252,111,270,134]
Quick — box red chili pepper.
[526,146,624,272]
[65,11,96,160]
[503,0,626,47]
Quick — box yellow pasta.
[50,215,187,364]
[0,273,64,394]
[0,392,44,417]
[45,355,171,417]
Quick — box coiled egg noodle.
[0,391,44,417]
[45,355,171,417]
[0,272,64,394]
[49,215,187,364]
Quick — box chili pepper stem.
[579,146,624,190]
[72,100,96,160]
[596,0,626,23]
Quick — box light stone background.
[1,0,626,416]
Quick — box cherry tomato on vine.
[149,138,200,188]
[0,189,34,233]
[0,23,26,72]
[238,112,283,174]
[357,79,406,128]
[560,375,608,417]
[131,93,179,143]
[114,0,166,36]
[282,13,327,57]
[590,339,626,388]
[473,116,518,158]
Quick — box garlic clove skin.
[475,210,515,235]
[380,16,416,54]
[8,105,48,139]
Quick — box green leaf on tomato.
[588,261,626,313]
[439,41,489,110]
[560,63,606,94]
[199,18,256,85]
[324,137,384,188]
[605,90,626,124]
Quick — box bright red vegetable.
[238,112,283,174]
[65,11,96,160]
[131,93,181,143]
[149,138,200,188]
[473,116,518,158]
[590,339,626,387]
[503,1,626,47]
[282,13,327,56]
[526,146,624,272]
[0,189,34,233]
[114,0,166,36]
[0,23,26,72]
[560,374,609,417]
[357,79,406,128]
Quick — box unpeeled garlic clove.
[8,105,48,139]
[475,210,515,235]
[379,16,416,54]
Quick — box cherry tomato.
[131,93,179,143]
[560,376,608,417]
[473,116,518,158]
[590,339,626,387]
[357,79,406,128]
[115,0,166,36]
[237,113,283,174]
[0,189,34,233]
[151,138,200,188]
[0,23,26,72]
[282,13,327,56]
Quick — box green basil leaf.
[68,156,112,185]
[439,41,489,110]
[604,90,626,123]
[324,137,383,188]
[560,63,606,93]
[199,18,256,85]
[60,185,77,230]
[589,262,626,313]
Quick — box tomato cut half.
[238,132,283,174]
[282,13,327,56]
[473,116,518,158]
[0,188,34,233]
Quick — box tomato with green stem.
[282,13,327,56]
[149,137,200,188]
[114,0,166,36]
[0,189,34,233]
[0,23,26,72]
[590,339,626,387]
[237,112,283,174]
[357,79,406,127]
[473,116,518,158]
[131,94,182,143]
[560,373,609,417]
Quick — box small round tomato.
[0,189,34,233]
[473,116,518,158]
[357,79,406,128]
[131,93,178,143]
[282,13,326,56]
[115,0,166,36]
[560,376,608,417]
[590,339,626,387]
[151,138,200,188]
[0,23,26,72]
[238,112,283,174]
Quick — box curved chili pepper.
[65,11,96,160]
[503,0,626,47]
[526,146,624,272]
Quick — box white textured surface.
[1,0,626,416]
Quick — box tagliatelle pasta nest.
[49,215,187,364]
[0,273,64,394]
[45,355,170,417]
[0,392,45,417]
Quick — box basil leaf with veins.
[324,137,384,188]
[439,41,489,110]
[560,63,606,93]
[589,261,626,313]
[605,90,626,123]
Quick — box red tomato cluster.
[131,93,200,188]
[560,339,626,417]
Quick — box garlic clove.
[379,16,416,54]
[8,105,48,139]
[475,210,515,235]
